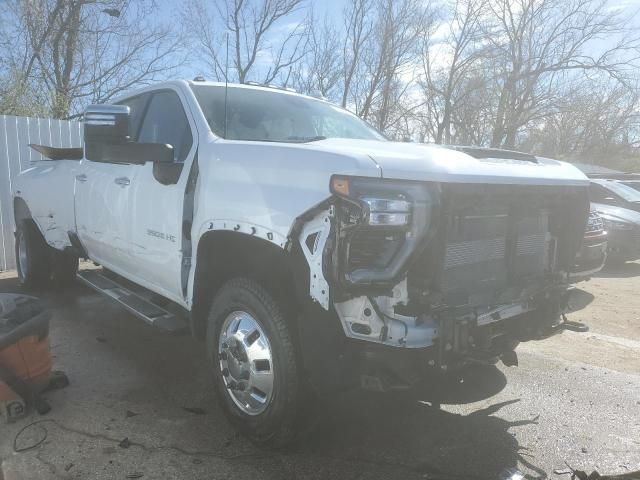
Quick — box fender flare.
[187,220,304,336]
[197,219,287,250]
[13,197,32,226]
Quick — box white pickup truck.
[12,80,590,446]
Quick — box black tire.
[51,250,79,287]
[206,278,301,448]
[15,219,51,289]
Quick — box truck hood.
[310,139,588,186]
[591,202,640,225]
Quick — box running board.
[77,270,188,333]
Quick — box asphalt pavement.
[0,270,638,480]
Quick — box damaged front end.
[298,175,589,385]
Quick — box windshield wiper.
[285,135,327,143]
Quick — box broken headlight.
[330,176,438,288]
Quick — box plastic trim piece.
[298,210,332,309]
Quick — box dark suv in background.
[571,210,607,281]
[589,179,640,263]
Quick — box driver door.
[125,89,197,304]
[74,94,149,272]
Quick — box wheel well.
[191,230,309,338]
[13,197,32,225]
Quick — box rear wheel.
[206,278,301,448]
[15,219,51,289]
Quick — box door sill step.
[77,269,188,333]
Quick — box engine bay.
[299,178,590,363]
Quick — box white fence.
[0,115,82,271]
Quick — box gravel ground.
[0,265,638,480]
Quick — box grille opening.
[408,184,587,307]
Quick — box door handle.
[114,177,131,186]
[75,174,87,182]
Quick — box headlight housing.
[330,175,438,288]
[361,197,411,226]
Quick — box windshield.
[620,181,640,193]
[191,85,385,143]
[600,180,640,202]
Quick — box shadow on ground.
[566,288,595,312]
[594,260,640,278]
[292,389,544,480]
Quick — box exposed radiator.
[440,205,550,303]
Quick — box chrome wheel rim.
[218,311,274,416]
[17,232,28,279]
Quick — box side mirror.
[84,104,130,161]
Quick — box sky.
[153,0,348,80]
[154,0,640,82]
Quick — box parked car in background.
[590,202,640,263]
[618,179,640,192]
[570,211,607,281]
[589,178,640,213]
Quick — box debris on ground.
[556,468,574,475]
[13,420,49,452]
[182,407,206,415]
[570,472,640,479]
[558,463,640,479]
[118,437,131,449]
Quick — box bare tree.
[419,0,487,144]
[0,0,184,118]
[485,0,640,148]
[289,15,342,98]
[448,74,494,145]
[522,76,640,160]
[182,0,309,85]
[340,0,373,108]
[0,69,49,116]
[349,0,434,131]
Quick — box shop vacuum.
[0,294,68,423]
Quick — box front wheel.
[206,278,301,448]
